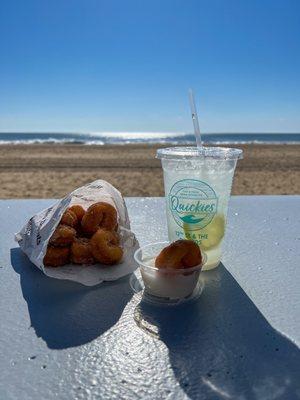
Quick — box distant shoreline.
[0,132,299,146]
[0,141,299,146]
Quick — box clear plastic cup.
[157,146,243,270]
[134,241,206,302]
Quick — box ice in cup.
[134,242,206,300]
[157,147,243,270]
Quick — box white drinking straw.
[188,89,203,149]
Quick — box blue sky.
[0,0,299,133]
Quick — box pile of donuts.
[44,202,123,267]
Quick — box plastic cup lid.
[156,146,243,160]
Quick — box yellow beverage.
[157,146,242,270]
[183,214,225,270]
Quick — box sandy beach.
[0,143,299,198]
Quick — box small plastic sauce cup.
[134,241,206,300]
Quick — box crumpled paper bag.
[15,180,139,286]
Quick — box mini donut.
[90,229,123,265]
[61,209,78,227]
[155,240,202,269]
[71,237,95,265]
[44,246,70,267]
[49,224,76,247]
[69,205,86,223]
[81,202,118,236]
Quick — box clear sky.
[0,0,299,133]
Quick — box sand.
[0,144,299,198]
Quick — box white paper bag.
[15,180,139,286]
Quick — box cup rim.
[156,146,243,160]
[134,241,207,274]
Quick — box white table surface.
[0,196,299,400]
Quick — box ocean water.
[0,132,299,145]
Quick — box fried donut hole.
[81,202,118,236]
[44,246,70,267]
[155,240,202,269]
[69,205,85,223]
[71,237,95,265]
[49,224,76,247]
[61,209,78,227]
[91,229,123,265]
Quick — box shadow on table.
[134,264,300,400]
[10,247,133,350]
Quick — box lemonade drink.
[157,147,243,270]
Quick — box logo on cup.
[169,179,218,230]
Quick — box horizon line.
[0,131,299,135]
